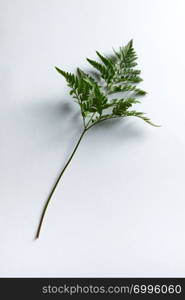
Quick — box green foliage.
[35,41,160,239]
[55,40,159,129]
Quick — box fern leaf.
[96,51,114,69]
[112,98,140,115]
[86,58,113,83]
[86,58,107,76]
[55,66,76,88]
[108,84,136,94]
[55,41,158,129]
[124,110,160,127]
[119,39,138,67]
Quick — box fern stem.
[87,115,120,130]
[35,128,87,239]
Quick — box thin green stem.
[87,115,122,130]
[35,128,87,239]
[86,112,96,129]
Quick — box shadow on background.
[24,95,147,151]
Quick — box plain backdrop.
[1,0,185,277]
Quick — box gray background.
[1,0,185,277]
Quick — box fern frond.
[86,57,114,83]
[96,51,114,69]
[77,68,97,86]
[55,67,77,89]
[108,84,136,94]
[36,41,159,239]
[55,41,158,129]
[119,39,138,67]
[86,58,107,78]
[112,98,140,115]
[124,110,160,127]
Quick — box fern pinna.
[35,40,159,239]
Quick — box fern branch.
[35,41,159,239]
